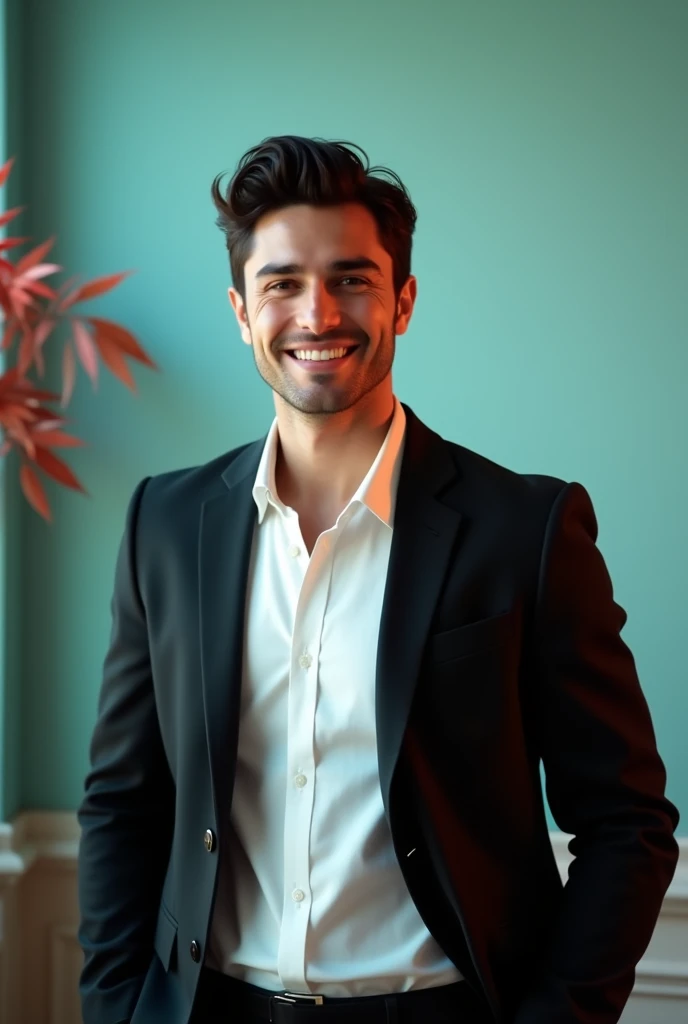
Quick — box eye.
[337,276,368,287]
[266,279,297,291]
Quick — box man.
[77,135,679,1024]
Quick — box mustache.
[277,327,369,349]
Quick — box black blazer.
[77,404,679,1024]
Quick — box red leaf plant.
[0,157,157,520]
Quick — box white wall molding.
[0,820,24,879]
[550,830,688,901]
[0,815,686,1024]
[0,812,81,1024]
[633,959,688,999]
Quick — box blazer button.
[190,940,201,963]
[204,829,216,853]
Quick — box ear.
[394,276,417,336]
[228,287,253,346]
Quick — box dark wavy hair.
[211,135,417,300]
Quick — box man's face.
[229,203,416,416]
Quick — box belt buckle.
[270,991,325,1020]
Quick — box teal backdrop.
[1,0,685,832]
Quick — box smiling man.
[227,197,415,551]
[77,136,679,1024]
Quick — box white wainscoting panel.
[0,820,23,1024]
[0,815,685,1024]
[0,813,80,1024]
[49,924,83,1024]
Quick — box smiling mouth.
[285,345,359,363]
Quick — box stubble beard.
[249,324,396,416]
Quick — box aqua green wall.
[0,0,24,821]
[0,0,8,822]
[8,0,687,832]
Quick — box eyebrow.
[255,257,383,278]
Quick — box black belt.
[195,967,490,1023]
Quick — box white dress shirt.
[207,396,463,996]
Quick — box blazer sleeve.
[513,481,680,1024]
[77,477,175,1024]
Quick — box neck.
[273,386,395,517]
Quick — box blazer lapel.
[198,440,263,824]
[376,405,463,819]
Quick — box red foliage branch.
[0,157,157,520]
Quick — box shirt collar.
[252,417,281,525]
[252,397,407,529]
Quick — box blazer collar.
[217,402,459,501]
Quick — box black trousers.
[190,968,494,1024]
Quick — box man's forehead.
[248,203,386,261]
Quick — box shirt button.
[292,889,305,902]
[294,773,307,788]
[299,653,312,669]
[288,544,301,558]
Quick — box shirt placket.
[277,524,336,991]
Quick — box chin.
[287,395,350,415]
[279,384,362,416]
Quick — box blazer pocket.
[154,900,178,973]
[430,610,513,666]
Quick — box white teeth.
[293,347,348,361]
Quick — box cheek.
[252,301,291,342]
[346,293,390,325]
[370,290,396,317]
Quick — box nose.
[294,281,342,334]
